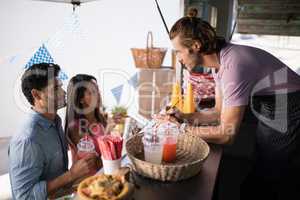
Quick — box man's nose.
[177,55,183,63]
[179,59,184,66]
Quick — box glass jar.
[157,122,179,162]
[77,136,97,174]
[142,126,164,164]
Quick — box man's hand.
[69,154,97,181]
[152,113,181,127]
[165,107,193,123]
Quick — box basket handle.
[145,31,154,68]
[146,31,154,49]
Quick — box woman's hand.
[112,113,125,124]
[69,154,97,181]
[105,117,116,134]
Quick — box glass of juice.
[77,137,97,175]
[157,122,179,163]
[142,127,164,164]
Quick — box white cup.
[101,157,121,175]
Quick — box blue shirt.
[8,111,68,200]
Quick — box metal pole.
[154,0,169,35]
[153,0,185,90]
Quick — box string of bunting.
[110,72,138,104]
[22,11,86,81]
[2,12,86,81]
[24,43,69,81]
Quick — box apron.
[217,91,300,200]
[239,91,300,199]
[250,91,300,180]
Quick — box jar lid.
[77,137,95,152]
[156,122,179,135]
[142,134,163,145]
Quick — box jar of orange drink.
[157,122,179,163]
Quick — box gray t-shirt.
[213,43,300,107]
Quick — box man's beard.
[187,49,203,73]
[46,96,66,113]
[56,98,66,110]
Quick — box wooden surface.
[125,144,222,200]
[72,144,222,200]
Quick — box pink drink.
[77,137,97,175]
[77,150,94,160]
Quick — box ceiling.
[237,0,300,36]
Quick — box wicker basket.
[126,133,210,182]
[131,31,167,68]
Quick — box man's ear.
[31,89,42,101]
[192,40,202,52]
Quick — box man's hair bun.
[187,7,198,17]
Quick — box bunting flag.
[9,55,19,64]
[68,12,80,30]
[46,12,86,52]
[24,44,54,69]
[24,44,68,81]
[65,12,84,38]
[46,28,65,51]
[128,72,138,89]
[111,84,124,104]
[58,71,69,81]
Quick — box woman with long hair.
[65,74,114,163]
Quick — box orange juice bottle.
[183,82,195,114]
[170,82,183,111]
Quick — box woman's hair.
[170,7,226,54]
[65,74,107,136]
